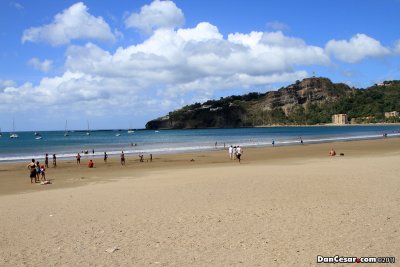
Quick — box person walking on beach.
[120,151,125,165]
[104,152,108,163]
[272,140,275,147]
[150,154,153,162]
[45,154,49,168]
[27,159,36,184]
[236,146,242,163]
[76,153,81,164]
[52,154,57,167]
[229,145,233,160]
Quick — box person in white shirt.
[236,146,242,163]
[228,145,233,160]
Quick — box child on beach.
[329,148,336,156]
[236,146,242,163]
[40,165,46,181]
[88,160,94,168]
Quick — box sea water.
[0,125,399,163]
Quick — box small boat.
[155,130,159,133]
[64,120,69,137]
[127,129,135,134]
[10,119,18,139]
[35,136,42,140]
[86,120,90,136]
[115,133,121,137]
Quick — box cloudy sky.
[1,0,399,131]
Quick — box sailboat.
[64,120,69,137]
[10,119,19,139]
[86,120,90,136]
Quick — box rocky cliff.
[146,77,400,129]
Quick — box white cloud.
[0,79,17,90]
[266,21,289,31]
[125,0,185,33]
[28,58,53,72]
[325,34,391,63]
[394,40,400,54]
[22,2,116,46]
[10,2,23,10]
[3,1,334,122]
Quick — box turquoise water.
[0,126,399,162]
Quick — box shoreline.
[1,130,399,164]
[1,137,399,196]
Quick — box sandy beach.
[0,138,399,266]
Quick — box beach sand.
[0,138,399,266]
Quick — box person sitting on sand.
[88,159,94,168]
[329,148,336,156]
[27,159,36,183]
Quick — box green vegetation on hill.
[146,78,400,129]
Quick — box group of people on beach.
[27,159,46,183]
[228,145,243,162]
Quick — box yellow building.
[332,114,348,124]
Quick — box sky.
[0,0,399,131]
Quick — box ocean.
[0,125,399,163]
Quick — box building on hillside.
[384,111,399,118]
[332,114,348,125]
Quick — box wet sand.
[0,138,399,266]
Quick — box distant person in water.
[27,159,36,183]
[120,151,125,165]
[88,159,94,168]
[329,148,336,156]
[104,152,108,163]
[52,154,57,167]
[76,153,81,164]
[45,154,49,168]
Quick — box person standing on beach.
[272,140,275,147]
[215,141,218,148]
[300,137,303,145]
[104,152,108,163]
[229,145,233,160]
[236,146,242,163]
[52,154,57,167]
[120,151,125,165]
[150,154,153,162]
[45,154,49,168]
[76,153,81,164]
[27,159,36,183]
[35,161,41,183]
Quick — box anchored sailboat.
[86,120,90,136]
[64,120,69,137]
[10,119,18,139]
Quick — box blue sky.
[1,0,399,131]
